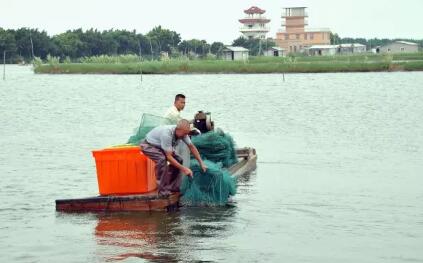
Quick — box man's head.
[175,119,190,138]
[174,94,186,111]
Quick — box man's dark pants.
[140,140,183,195]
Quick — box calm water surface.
[0,66,422,262]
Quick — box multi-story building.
[275,7,331,53]
[239,6,270,39]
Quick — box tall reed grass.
[79,54,141,64]
[33,53,423,74]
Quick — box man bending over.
[140,119,207,196]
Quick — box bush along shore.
[33,53,423,74]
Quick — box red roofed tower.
[239,6,270,39]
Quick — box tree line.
[1,26,422,63]
[0,26,225,62]
[330,33,423,49]
[0,26,271,63]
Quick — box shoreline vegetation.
[33,53,423,74]
[3,27,423,74]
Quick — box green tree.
[29,29,53,59]
[147,26,181,54]
[14,28,33,59]
[197,40,210,57]
[330,33,341,45]
[13,28,56,59]
[177,39,208,57]
[52,30,84,58]
[232,36,248,47]
[210,42,225,56]
[135,33,152,57]
[107,30,140,55]
[100,30,119,55]
[231,37,275,56]
[78,28,103,56]
[0,28,17,56]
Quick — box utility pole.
[258,39,262,56]
[171,32,175,50]
[148,37,153,61]
[3,51,6,81]
[157,39,162,56]
[29,31,35,59]
[138,40,143,84]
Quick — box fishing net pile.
[180,159,236,206]
[190,129,238,168]
[127,113,238,206]
[180,130,238,206]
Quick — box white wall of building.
[222,51,249,61]
[380,42,418,53]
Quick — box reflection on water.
[95,207,238,262]
[96,212,181,262]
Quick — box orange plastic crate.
[92,146,157,196]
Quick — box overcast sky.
[1,0,422,43]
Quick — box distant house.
[264,47,285,57]
[379,41,419,53]
[371,46,382,54]
[305,45,337,56]
[222,46,249,61]
[160,51,169,60]
[337,43,366,54]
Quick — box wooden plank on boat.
[55,147,257,213]
[56,191,180,212]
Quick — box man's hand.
[200,162,207,173]
[188,144,208,174]
[181,166,193,178]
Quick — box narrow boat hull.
[56,192,181,212]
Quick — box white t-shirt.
[164,105,182,124]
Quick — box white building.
[264,47,285,57]
[379,41,419,53]
[337,43,366,54]
[305,43,367,56]
[305,45,337,56]
[239,6,270,39]
[222,46,249,61]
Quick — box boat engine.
[193,111,214,134]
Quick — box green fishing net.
[191,130,238,168]
[181,130,239,206]
[180,159,237,206]
[127,113,173,145]
[127,113,239,206]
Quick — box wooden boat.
[55,147,257,213]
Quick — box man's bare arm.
[165,151,193,177]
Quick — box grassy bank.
[33,54,423,74]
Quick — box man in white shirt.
[164,94,186,124]
[163,94,191,168]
